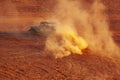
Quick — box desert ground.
[0,0,120,80]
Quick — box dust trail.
[45,0,119,58]
[74,0,120,55]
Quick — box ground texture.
[0,0,120,80]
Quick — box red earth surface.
[0,0,120,80]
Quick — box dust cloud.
[45,0,120,58]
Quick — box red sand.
[0,0,120,80]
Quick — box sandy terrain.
[0,0,120,80]
[0,32,120,80]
